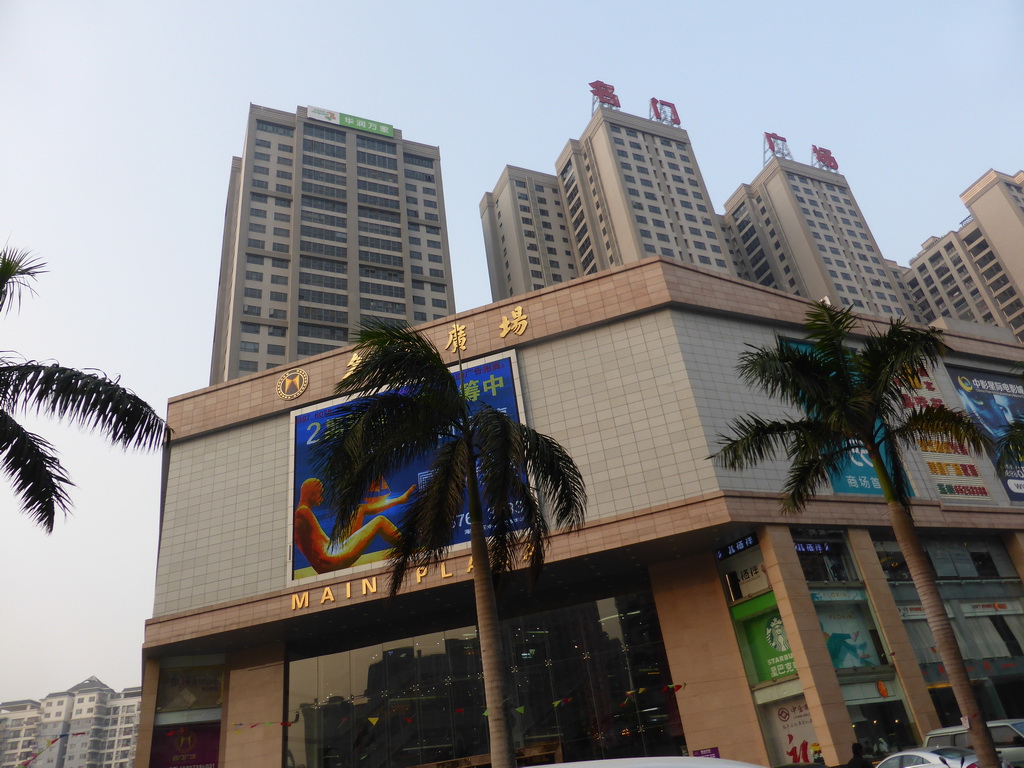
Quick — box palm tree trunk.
[466,456,518,768]
[870,454,1000,768]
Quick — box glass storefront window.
[872,532,1024,722]
[793,528,857,583]
[287,592,683,768]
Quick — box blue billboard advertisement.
[291,355,521,580]
[947,365,1024,502]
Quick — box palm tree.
[313,321,586,768]
[0,247,167,532]
[710,301,1000,768]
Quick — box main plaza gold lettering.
[289,557,474,611]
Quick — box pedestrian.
[848,742,872,768]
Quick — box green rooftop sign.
[307,105,394,137]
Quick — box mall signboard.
[289,354,522,581]
[947,365,1024,502]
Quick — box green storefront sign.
[307,105,395,137]
[731,591,796,682]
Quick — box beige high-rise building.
[481,106,733,301]
[210,104,455,384]
[722,153,916,319]
[905,169,1024,342]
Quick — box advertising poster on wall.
[814,601,882,669]
[947,365,1024,501]
[290,355,521,580]
[903,367,990,502]
[155,667,224,712]
[149,722,220,768]
[760,695,820,765]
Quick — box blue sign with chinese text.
[291,357,520,580]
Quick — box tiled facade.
[143,259,1024,768]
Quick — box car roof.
[929,720,1024,734]
[880,749,977,760]
[540,758,769,768]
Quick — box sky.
[0,0,1021,702]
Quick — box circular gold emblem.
[276,368,309,400]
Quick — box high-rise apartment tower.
[210,104,455,384]
[481,98,733,301]
[905,169,1024,342]
[721,145,916,320]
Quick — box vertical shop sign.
[904,367,990,501]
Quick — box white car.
[875,747,1011,768]
[541,759,769,768]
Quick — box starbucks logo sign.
[765,616,790,652]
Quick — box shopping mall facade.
[138,259,1024,768]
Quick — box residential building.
[139,259,1024,768]
[722,151,916,320]
[0,699,40,768]
[210,104,455,384]
[0,679,139,768]
[905,170,1024,342]
[481,102,732,301]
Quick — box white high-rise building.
[0,678,139,768]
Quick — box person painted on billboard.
[293,477,414,574]
[959,386,1023,442]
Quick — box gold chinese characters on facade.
[445,323,468,352]
[499,306,529,338]
[276,368,309,400]
[342,351,362,379]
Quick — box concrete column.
[649,553,771,766]
[759,524,852,767]
[846,527,939,739]
[133,657,161,768]
[222,644,287,768]
[1003,531,1024,579]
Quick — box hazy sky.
[1,0,1021,702]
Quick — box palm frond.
[779,454,839,515]
[858,320,946,410]
[777,421,851,514]
[385,438,469,595]
[337,320,463,412]
[470,407,560,585]
[0,409,74,531]
[997,420,1024,473]
[801,301,858,388]
[0,362,167,450]
[0,247,46,315]
[737,341,837,411]
[892,405,990,457]
[312,392,455,537]
[711,415,808,470]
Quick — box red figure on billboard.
[293,477,415,573]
